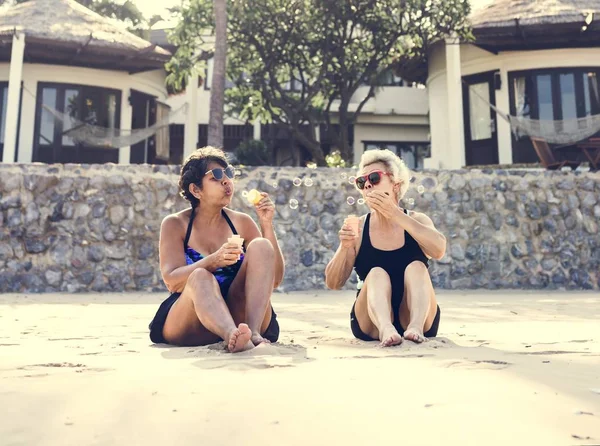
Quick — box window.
[363,142,430,170]
[0,83,23,162]
[0,84,8,147]
[364,69,425,88]
[509,68,600,163]
[204,58,235,90]
[511,68,600,121]
[468,82,493,141]
[282,76,303,92]
[34,83,121,164]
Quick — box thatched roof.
[395,0,600,82]
[470,0,599,29]
[470,0,600,51]
[0,0,171,73]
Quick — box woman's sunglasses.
[354,170,392,190]
[205,165,235,180]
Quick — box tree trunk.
[208,0,227,148]
[338,116,351,163]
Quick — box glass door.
[462,71,499,166]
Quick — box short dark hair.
[178,146,229,208]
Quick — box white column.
[3,33,25,163]
[315,124,320,142]
[184,73,199,158]
[118,88,132,164]
[17,78,36,163]
[496,69,513,164]
[444,36,465,169]
[253,118,261,140]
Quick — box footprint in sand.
[191,343,313,370]
[19,362,86,369]
[444,360,512,370]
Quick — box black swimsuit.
[349,210,441,341]
[149,208,280,344]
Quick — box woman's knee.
[246,237,274,257]
[186,268,214,290]
[404,261,430,284]
[366,267,391,283]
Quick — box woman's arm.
[366,191,446,260]
[396,211,446,260]
[325,217,361,290]
[325,245,357,290]
[159,215,221,293]
[259,221,285,288]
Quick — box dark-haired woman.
[149,147,285,352]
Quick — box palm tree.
[207,0,227,148]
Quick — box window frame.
[33,82,122,163]
[362,140,431,170]
[508,67,600,121]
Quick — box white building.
[1,0,431,168]
[0,0,171,165]
[150,30,431,169]
[423,0,600,169]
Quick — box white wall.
[427,44,600,169]
[166,84,249,126]
[348,85,428,116]
[167,73,430,127]
[0,63,168,163]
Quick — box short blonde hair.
[358,149,410,200]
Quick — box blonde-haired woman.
[325,149,446,346]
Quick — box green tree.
[168,0,472,165]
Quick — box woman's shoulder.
[161,208,191,231]
[223,207,252,222]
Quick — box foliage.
[234,139,271,166]
[167,0,472,165]
[325,150,347,168]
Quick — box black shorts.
[149,292,280,344]
[350,300,441,341]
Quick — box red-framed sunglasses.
[354,170,392,190]
[205,165,235,180]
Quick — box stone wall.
[1,163,599,293]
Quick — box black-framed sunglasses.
[354,170,392,190]
[205,165,235,180]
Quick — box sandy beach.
[1,290,599,446]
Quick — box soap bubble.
[340,172,347,180]
[293,178,302,187]
[357,198,365,205]
[417,185,425,194]
[346,197,356,205]
[407,198,415,206]
[272,182,278,189]
[242,191,249,198]
[234,169,242,177]
[289,199,299,209]
[348,176,356,185]
[304,178,314,187]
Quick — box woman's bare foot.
[404,327,427,343]
[227,324,254,353]
[251,332,271,346]
[379,325,402,347]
